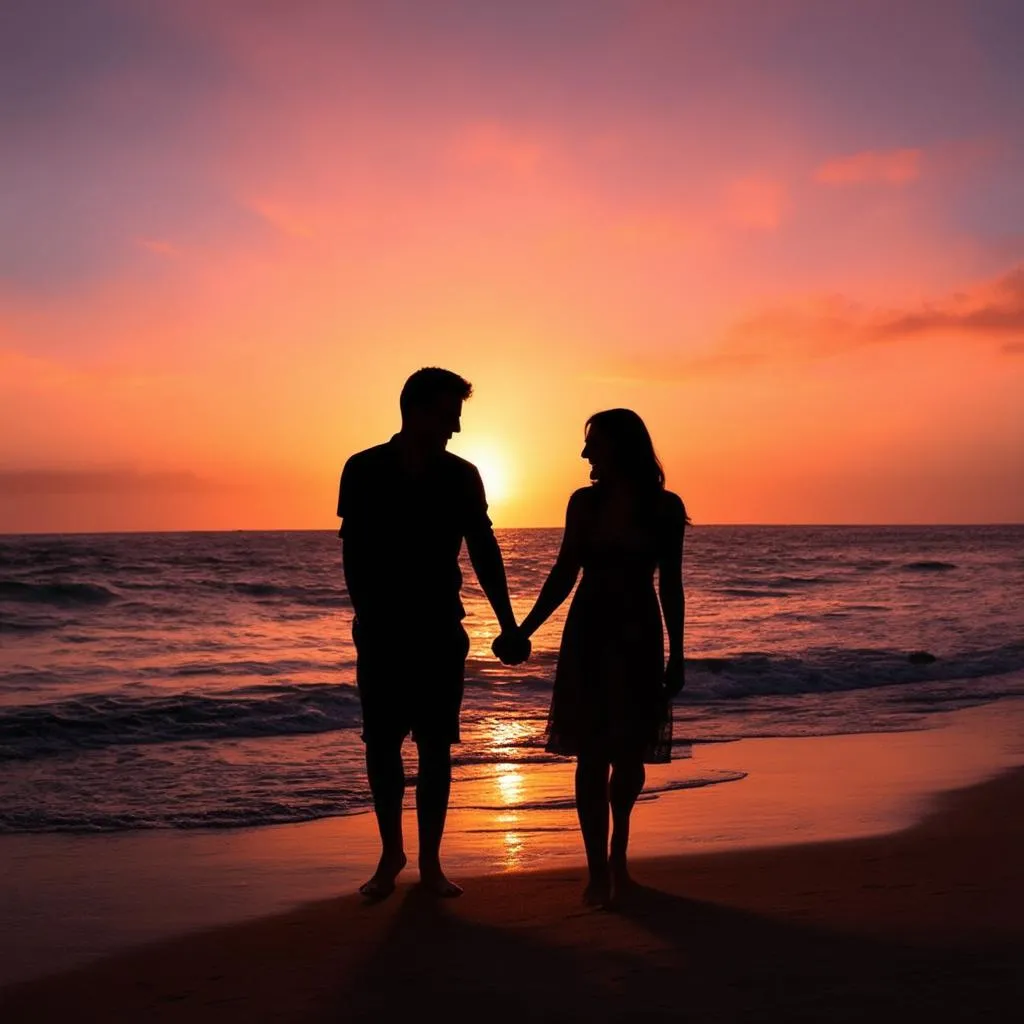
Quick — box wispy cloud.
[0,468,216,495]
[244,197,316,240]
[868,266,1024,340]
[724,177,787,230]
[0,348,89,390]
[448,121,545,178]
[604,265,1024,381]
[814,148,923,186]
[138,237,182,258]
[730,264,1024,356]
[0,346,184,393]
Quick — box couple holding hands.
[338,367,687,908]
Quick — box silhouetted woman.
[519,409,687,906]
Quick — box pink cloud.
[138,238,182,258]
[448,122,545,178]
[815,148,923,185]
[870,265,1024,340]
[244,197,316,239]
[732,263,1024,357]
[724,177,787,230]
[600,264,1024,381]
[0,348,86,391]
[0,346,183,393]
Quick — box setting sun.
[0,0,1021,537]
[4,6,1024,1019]
[452,441,514,506]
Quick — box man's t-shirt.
[337,436,492,626]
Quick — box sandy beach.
[2,766,1023,1022]
[3,698,1024,1022]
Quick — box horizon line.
[2,522,1023,539]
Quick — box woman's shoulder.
[563,486,597,527]
[657,490,688,527]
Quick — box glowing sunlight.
[452,441,515,506]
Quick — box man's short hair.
[399,367,473,416]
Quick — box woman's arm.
[519,490,586,639]
[658,493,686,694]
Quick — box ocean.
[2,526,1023,835]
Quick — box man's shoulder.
[440,450,481,481]
[343,442,394,474]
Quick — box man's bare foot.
[359,851,407,900]
[419,867,464,897]
[582,873,611,908]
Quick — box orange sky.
[1,0,1022,531]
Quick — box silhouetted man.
[338,367,529,898]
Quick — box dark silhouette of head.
[399,367,473,452]
[583,408,665,493]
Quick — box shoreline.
[3,756,1024,1020]
[1,695,1023,997]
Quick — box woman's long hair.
[585,408,665,493]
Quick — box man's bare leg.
[415,739,462,896]
[361,737,408,898]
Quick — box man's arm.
[465,526,518,636]
[462,465,528,663]
[337,458,369,622]
[469,528,533,665]
[340,534,368,623]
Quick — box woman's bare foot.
[610,854,633,888]
[359,850,407,900]
[582,873,611,908]
[419,867,464,898]
[608,856,634,907]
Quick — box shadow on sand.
[338,877,1022,1023]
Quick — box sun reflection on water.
[486,719,534,868]
[486,717,532,757]
[502,825,524,869]
[496,764,523,804]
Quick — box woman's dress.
[545,489,682,764]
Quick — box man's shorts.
[353,618,470,746]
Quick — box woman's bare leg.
[575,754,611,905]
[609,756,645,897]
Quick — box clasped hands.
[492,630,685,698]
[491,626,531,666]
